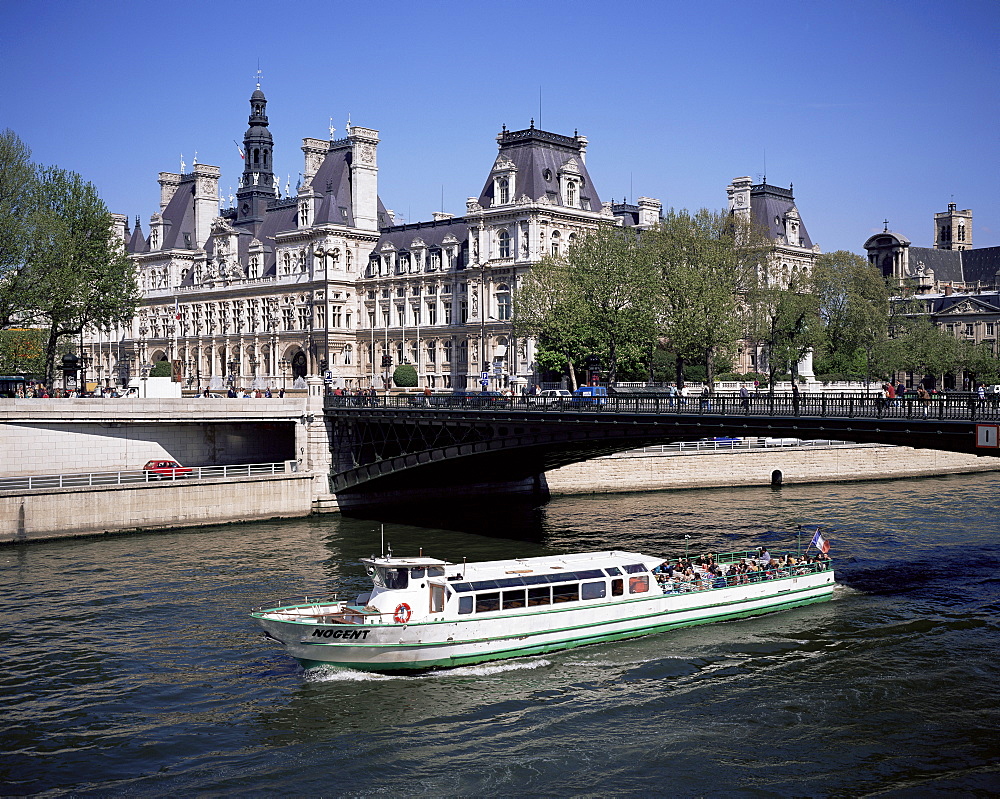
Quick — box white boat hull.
[254,569,835,672]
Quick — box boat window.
[552,583,579,604]
[581,581,607,600]
[604,567,622,576]
[611,578,624,596]
[543,573,565,584]
[576,569,604,580]
[496,577,524,588]
[527,586,551,606]
[458,596,473,614]
[522,574,549,585]
[410,567,426,579]
[378,568,409,590]
[476,592,501,613]
[623,564,647,574]
[629,575,649,594]
[451,582,472,593]
[472,579,500,591]
[502,589,526,609]
[426,566,445,578]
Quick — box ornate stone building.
[865,203,1000,295]
[85,88,622,392]
[727,176,821,375]
[864,203,1000,361]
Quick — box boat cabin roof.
[452,550,660,581]
[362,556,451,568]
[366,550,659,581]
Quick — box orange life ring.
[393,603,411,624]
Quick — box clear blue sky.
[4,0,998,254]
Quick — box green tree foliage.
[644,209,772,389]
[149,360,173,377]
[0,328,46,375]
[392,363,417,388]
[516,225,658,386]
[750,273,821,391]
[0,129,35,325]
[811,250,890,380]
[889,317,960,383]
[0,150,140,384]
[514,255,591,388]
[959,340,1000,387]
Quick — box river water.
[3,472,1000,797]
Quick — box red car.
[143,459,194,479]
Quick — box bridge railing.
[324,392,1000,422]
[0,462,296,492]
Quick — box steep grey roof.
[378,216,468,254]
[311,145,355,227]
[159,179,197,250]
[907,247,964,283]
[478,126,601,210]
[959,246,1000,285]
[749,183,813,248]
[127,217,148,254]
[930,293,1000,313]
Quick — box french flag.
[810,529,831,554]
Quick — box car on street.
[528,389,572,406]
[143,459,194,479]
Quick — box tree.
[0,328,46,376]
[392,363,417,387]
[811,250,890,380]
[890,317,960,385]
[644,208,772,389]
[9,164,140,383]
[515,225,659,386]
[514,254,591,389]
[0,129,35,327]
[751,273,822,390]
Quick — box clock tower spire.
[235,78,276,226]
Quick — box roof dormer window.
[497,178,509,205]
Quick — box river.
[2,472,999,796]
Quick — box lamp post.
[279,358,289,389]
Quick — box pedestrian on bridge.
[739,384,750,413]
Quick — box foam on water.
[303,657,552,682]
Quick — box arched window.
[551,231,561,257]
[346,249,353,271]
[253,148,260,166]
[566,181,576,207]
[498,229,510,259]
[496,284,512,321]
[426,340,436,363]
[497,178,509,205]
[343,345,352,365]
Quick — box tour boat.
[251,544,835,672]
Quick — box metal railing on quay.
[324,392,1000,422]
[0,462,292,492]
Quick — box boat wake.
[304,657,552,682]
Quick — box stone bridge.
[324,393,1000,511]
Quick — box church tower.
[933,202,973,251]
[236,84,277,226]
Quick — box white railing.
[0,461,297,492]
[623,438,853,456]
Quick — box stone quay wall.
[544,443,1000,495]
[0,473,315,544]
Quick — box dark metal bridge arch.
[324,393,1000,511]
